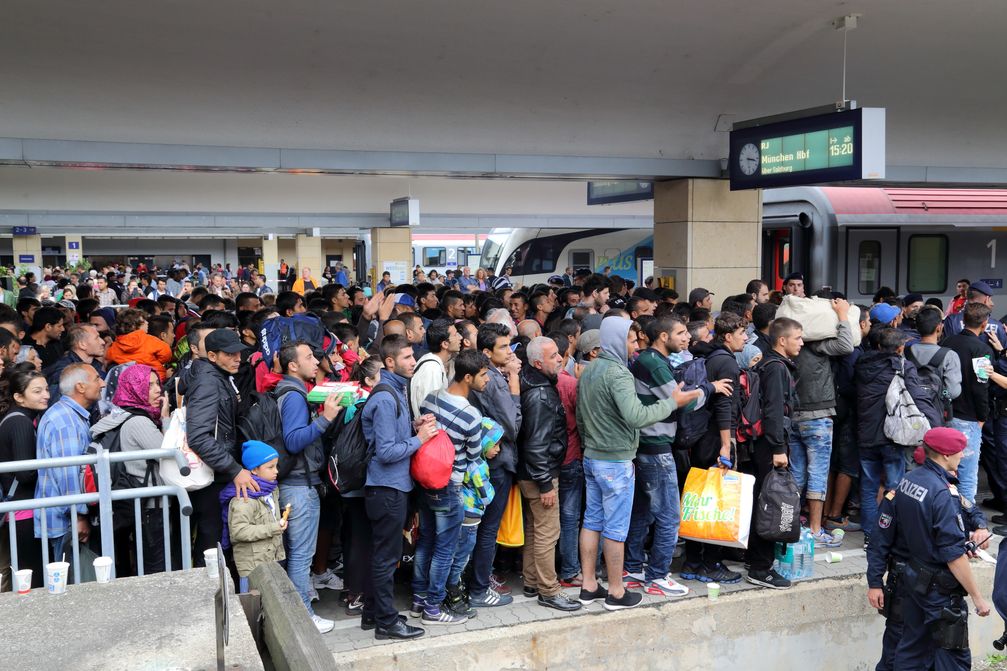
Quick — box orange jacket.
[291,277,319,295]
[106,330,173,381]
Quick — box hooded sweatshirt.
[576,317,677,462]
[106,330,173,381]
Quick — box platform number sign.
[989,239,997,269]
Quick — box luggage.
[679,467,755,549]
[776,295,862,345]
[755,468,802,543]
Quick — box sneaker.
[622,570,645,589]
[490,573,512,595]
[824,516,862,533]
[538,592,583,612]
[604,590,644,611]
[469,587,514,608]
[308,585,320,603]
[409,595,426,618]
[345,594,364,617]
[746,568,792,590]
[679,562,703,582]
[312,568,344,591]
[812,529,842,549]
[559,575,583,588]
[578,585,608,605]
[421,606,468,625]
[311,614,335,634]
[698,562,742,585]
[645,577,690,598]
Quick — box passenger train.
[481,186,1007,304]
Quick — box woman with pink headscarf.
[90,363,174,576]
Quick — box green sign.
[759,126,854,175]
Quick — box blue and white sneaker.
[469,587,514,608]
[421,605,468,625]
[812,529,842,549]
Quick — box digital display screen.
[587,181,654,206]
[729,107,884,190]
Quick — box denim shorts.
[582,457,635,542]
[788,417,833,501]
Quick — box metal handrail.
[2,447,195,585]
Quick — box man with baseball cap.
[869,426,991,670]
[687,288,713,310]
[941,280,1007,347]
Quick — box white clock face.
[738,143,760,176]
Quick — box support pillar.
[370,227,412,289]
[63,234,84,270]
[12,234,43,275]
[295,233,323,281]
[261,236,279,288]
[653,179,761,301]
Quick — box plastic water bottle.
[803,529,815,579]
[774,542,793,579]
[793,533,805,579]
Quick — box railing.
[0,447,194,583]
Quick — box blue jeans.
[279,485,321,614]
[448,522,480,587]
[788,417,833,501]
[412,485,464,608]
[859,444,905,540]
[468,467,512,597]
[583,458,635,543]
[949,418,981,504]
[558,460,584,580]
[624,453,680,582]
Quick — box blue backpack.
[673,357,711,449]
[258,312,329,363]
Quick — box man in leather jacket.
[517,336,581,612]
[185,328,255,564]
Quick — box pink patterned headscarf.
[112,364,161,421]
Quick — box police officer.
[867,439,990,671]
[885,427,992,670]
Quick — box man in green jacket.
[575,316,700,611]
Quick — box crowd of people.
[0,257,998,662]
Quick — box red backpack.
[735,368,764,443]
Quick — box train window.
[457,247,477,266]
[422,247,446,266]
[570,250,593,271]
[907,235,948,294]
[858,240,881,296]
[910,234,946,292]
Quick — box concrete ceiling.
[2,0,1006,180]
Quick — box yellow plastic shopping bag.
[496,485,524,547]
[678,467,755,549]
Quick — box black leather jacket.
[517,366,567,492]
[185,357,241,481]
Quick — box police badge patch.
[879,513,892,529]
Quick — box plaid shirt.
[34,397,91,540]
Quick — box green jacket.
[576,351,677,462]
[228,491,285,577]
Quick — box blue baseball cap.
[970,281,994,297]
[394,293,416,307]
[869,303,901,325]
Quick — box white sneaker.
[645,577,690,598]
[309,585,320,602]
[311,614,335,634]
[312,568,344,591]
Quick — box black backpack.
[81,414,158,529]
[672,357,711,450]
[755,467,802,543]
[238,387,305,480]
[905,345,952,426]
[326,383,399,493]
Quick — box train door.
[845,228,898,302]
[763,228,792,291]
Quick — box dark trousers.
[342,496,372,596]
[364,486,408,628]
[896,565,970,671]
[748,439,779,572]
[189,480,226,565]
[468,467,512,596]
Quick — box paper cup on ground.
[831,529,845,541]
[826,552,843,563]
[15,569,32,594]
[707,582,721,600]
[204,549,219,577]
[93,556,113,583]
[46,561,69,595]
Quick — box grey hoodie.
[600,316,632,363]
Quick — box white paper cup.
[46,561,69,595]
[15,569,32,594]
[707,582,721,600]
[831,529,846,541]
[93,556,113,583]
[826,552,843,563]
[204,549,219,578]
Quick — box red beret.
[923,427,967,456]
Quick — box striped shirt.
[630,348,707,454]
[420,389,483,486]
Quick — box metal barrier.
[0,447,194,583]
